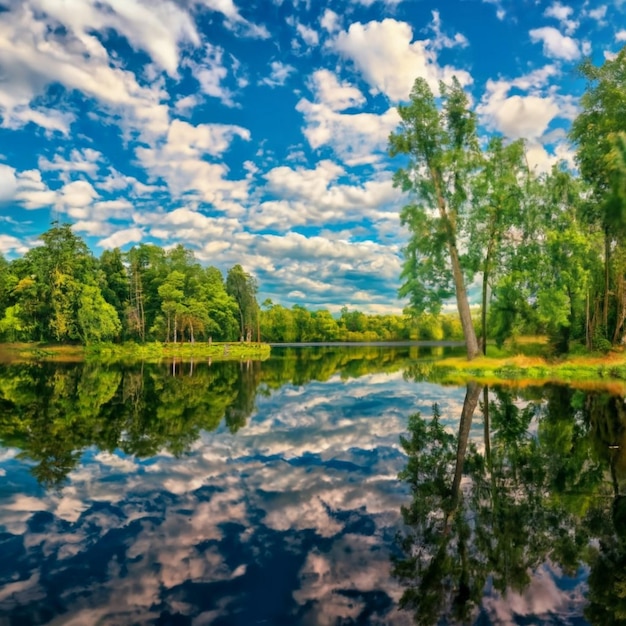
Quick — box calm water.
[0,346,624,625]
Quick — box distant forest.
[0,222,465,345]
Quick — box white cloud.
[197,0,270,39]
[29,0,200,77]
[296,22,320,47]
[0,234,29,255]
[174,94,200,115]
[249,160,401,229]
[184,44,236,107]
[0,163,17,202]
[529,27,581,60]
[141,208,241,245]
[260,61,296,88]
[0,2,169,140]
[586,5,607,22]
[38,148,103,181]
[482,0,505,20]
[296,98,399,165]
[332,19,472,101]
[308,69,366,112]
[135,119,250,212]
[352,0,403,6]
[430,10,469,49]
[56,180,100,219]
[617,30,626,42]
[98,227,144,249]
[480,91,560,139]
[543,2,578,35]
[320,9,341,33]
[477,65,569,140]
[14,170,57,210]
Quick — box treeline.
[390,49,626,356]
[0,222,466,346]
[0,223,259,344]
[260,302,463,343]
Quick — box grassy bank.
[410,349,626,388]
[0,341,271,363]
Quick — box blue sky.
[0,0,623,313]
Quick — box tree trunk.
[483,385,491,464]
[604,226,610,334]
[450,382,483,508]
[481,264,489,356]
[450,242,481,359]
[433,170,480,360]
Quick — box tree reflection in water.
[395,383,626,625]
[0,345,415,489]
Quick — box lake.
[0,345,623,625]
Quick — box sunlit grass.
[0,341,271,363]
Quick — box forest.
[0,223,465,345]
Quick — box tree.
[570,48,626,342]
[389,77,481,359]
[158,271,185,342]
[467,137,527,354]
[226,264,258,341]
[77,285,122,343]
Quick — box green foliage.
[1,224,260,346]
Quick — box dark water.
[0,346,624,625]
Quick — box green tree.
[389,77,480,359]
[77,285,122,344]
[570,48,626,342]
[467,137,527,354]
[226,264,258,341]
[157,271,185,342]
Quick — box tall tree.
[389,77,480,359]
[467,138,527,354]
[226,264,258,341]
[570,48,626,342]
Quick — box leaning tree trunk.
[433,171,480,360]
[449,242,481,360]
[450,382,483,506]
[445,381,483,532]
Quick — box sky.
[0,0,623,314]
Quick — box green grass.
[0,341,271,363]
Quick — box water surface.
[0,346,624,625]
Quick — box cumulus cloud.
[14,170,57,210]
[0,2,169,140]
[0,163,17,202]
[0,233,30,255]
[295,68,399,165]
[477,65,572,140]
[585,5,607,23]
[543,2,579,35]
[332,18,472,101]
[98,226,144,248]
[529,26,581,60]
[249,159,401,230]
[135,119,250,212]
[320,9,341,33]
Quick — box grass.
[0,341,271,364]
[424,338,626,389]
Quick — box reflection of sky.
[0,370,588,625]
